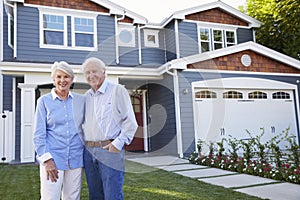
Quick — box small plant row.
[188,128,300,184]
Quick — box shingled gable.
[166,41,300,74]
[161,1,261,28]
[12,0,147,24]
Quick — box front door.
[125,95,144,151]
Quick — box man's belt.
[85,140,113,147]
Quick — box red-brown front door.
[125,95,144,151]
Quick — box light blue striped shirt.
[84,79,138,150]
[33,89,85,170]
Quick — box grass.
[0,161,264,200]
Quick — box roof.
[160,1,261,28]
[166,41,300,71]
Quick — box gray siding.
[178,21,199,58]
[147,74,177,154]
[3,75,13,111]
[237,28,254,43]
[141,30,166,65]
[2,6,13,61]
[165,21,177,62]
[178,70,300,154]
[15,5,116,65]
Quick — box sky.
[109,0,247,23]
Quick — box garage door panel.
[195,88,299,154]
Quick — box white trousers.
[39,164,83,200]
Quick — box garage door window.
[223,91,242,99]
[272,92,290,99]
[195,90,217,98]
[248,91,267,99]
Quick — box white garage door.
[192,78,300,153]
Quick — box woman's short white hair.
[82,57,106,74]
[51,61,74,79]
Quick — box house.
[1,0,299,164]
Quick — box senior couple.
[33,57,138,200]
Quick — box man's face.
[84,64,105,91]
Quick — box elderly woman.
[33,61,85,200]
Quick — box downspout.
[138,24,142,65]
[174,19,180,59]
[13,2,17,58]
[115,11,126,64]
[165,64,183,157]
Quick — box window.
[195,90,217,98]
[198,25,236,53]
[223,91,243,99]
[118,24,135,47]
[42,14,65,46]
[213,29,223,50]
[272,92,290,99]
[248,91,267,99]
[73,17,95,47]
[225,30,235,47]
[199,28,210,52]
[39,8,97,50]
[144,29,159,47]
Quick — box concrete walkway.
[126,154,300,200]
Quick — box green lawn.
[0,160,263,200]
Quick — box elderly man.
[82,57,138,200]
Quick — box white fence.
[0,111,14,163]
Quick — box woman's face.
[53,69,73,93]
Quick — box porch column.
[18,83,37,163]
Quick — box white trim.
[167,42,300,71]
[13,2,16,58]
[143,29,159,48]
[117,24,136,47]
[12,77,16,161]
[184,68,300,77]
[138,24,142,64]
[115,15,119,64]
[165,1,261,28]
[142,90,148,152]
[173,69,183,157]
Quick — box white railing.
[0,111,14,163]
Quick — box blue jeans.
[84,147,125,200]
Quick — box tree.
[245,0,300,60]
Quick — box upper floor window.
[143,29,159,48]
[39,9,97,50]
[199,28,210,53]
[118,24,135,47]
[73,17,95,47]
[42,14,65,46]
[198,25,236,53]
[226,30,235,47]
[213,29,223,50]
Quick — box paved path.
[126,154,300,200]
